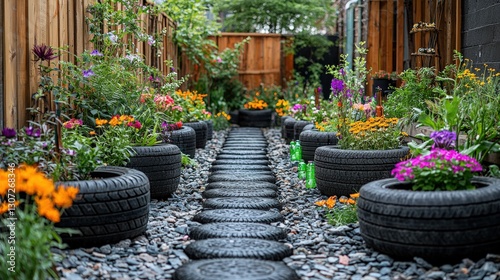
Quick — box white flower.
[148,35,156,46]
[107,32,118,44]
[125,54,141,62]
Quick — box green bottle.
[298,161,307,179]
[290,141,296,161]
[294,140,302,162]
[306,161,316,189]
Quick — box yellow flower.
[95,119,108,126]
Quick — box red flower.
[176,121,183,129]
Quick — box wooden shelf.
[411,53,439,57]
[410,27,438,34]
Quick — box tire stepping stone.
[211,159,270,166]
[202,188,277,198]
[193,209,282,224]
[205,181,278,191]
[190,222,286,240]
[210,165,271,172]
[173,258,299,280]
[175,127,299,279]
[207,174,275,183]
[216,154,269,160]
[185,238,292,260]
[203,197,281,210]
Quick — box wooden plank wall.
[366,0,461,96]
[212,33,293,90]
[1,0,178,129]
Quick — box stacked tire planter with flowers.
[358,133,500,263]
[238,96,273,128]
[173,127,299,280]
[126,144,182,199]
[299,129,338,163]
[56,166,150,247]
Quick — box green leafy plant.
[384,67,438,119]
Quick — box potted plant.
[370,69,397,96]
[357,129,500,263]
[238,96,273,128]
[173,89,212,148]
[315,43,409,197]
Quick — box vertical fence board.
[396,0,405,76]
[4,0,17,127]
[0,0,4,127]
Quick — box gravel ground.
[54,127,500,280]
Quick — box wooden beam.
[16,0,28,127]
[396,0,404,76]
[386,0,394,72]
[4,0,17,128]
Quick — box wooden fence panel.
[1,0,178,128]
[211,33,291,90]
[366,0,461,96]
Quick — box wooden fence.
[366,0,461,95]
[214,33,293,89]
[1,0,178,128]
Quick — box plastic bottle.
[298,161,307,179]
[306,161,316,189]
[290,141,297,161]
[294,140,302,162]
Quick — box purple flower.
[331,79,345,97]
[170,67,176,72]
[63,149,76,156]
[83,69,95,78]
[339,68,346,76]
[25,126,41,137]
[90,49,103,56]
[430,130,456,149]
[1,128,16,138]
[32,44,58,62]
[317,87,322,93]
[292,104,304,112]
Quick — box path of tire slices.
[174,127,300,280]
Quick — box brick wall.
[462,0,500,70]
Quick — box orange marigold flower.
[350,193,360,198]
[315,200,326,207]
[53,186,79,208]
[35,196,60,222]
[326,196,337,209]
[346,198,356,205]
[89,131,96,136]
[95,119,108,126]
[0,201,10,215]
[339,197,348,204]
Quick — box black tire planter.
[127,144,182,199]
[169,126,196,158]
[314,146,410,197]
[229,110,239,124]
[357,177,500,263]
[238,109,273,128]
[56,166,150,248]
[302,123,315,131]
[293,120,313,141]
[204,120,213,140]
[205,181,278,191]
[202,197,281,210]
[193,209,283,224]
[185,238,292,260]
[184,121,208,148]
[173,258,299,280]
[283,117,296,144]
[190,222,287,240]
[280,116,292,138]
[299,129,339,163]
